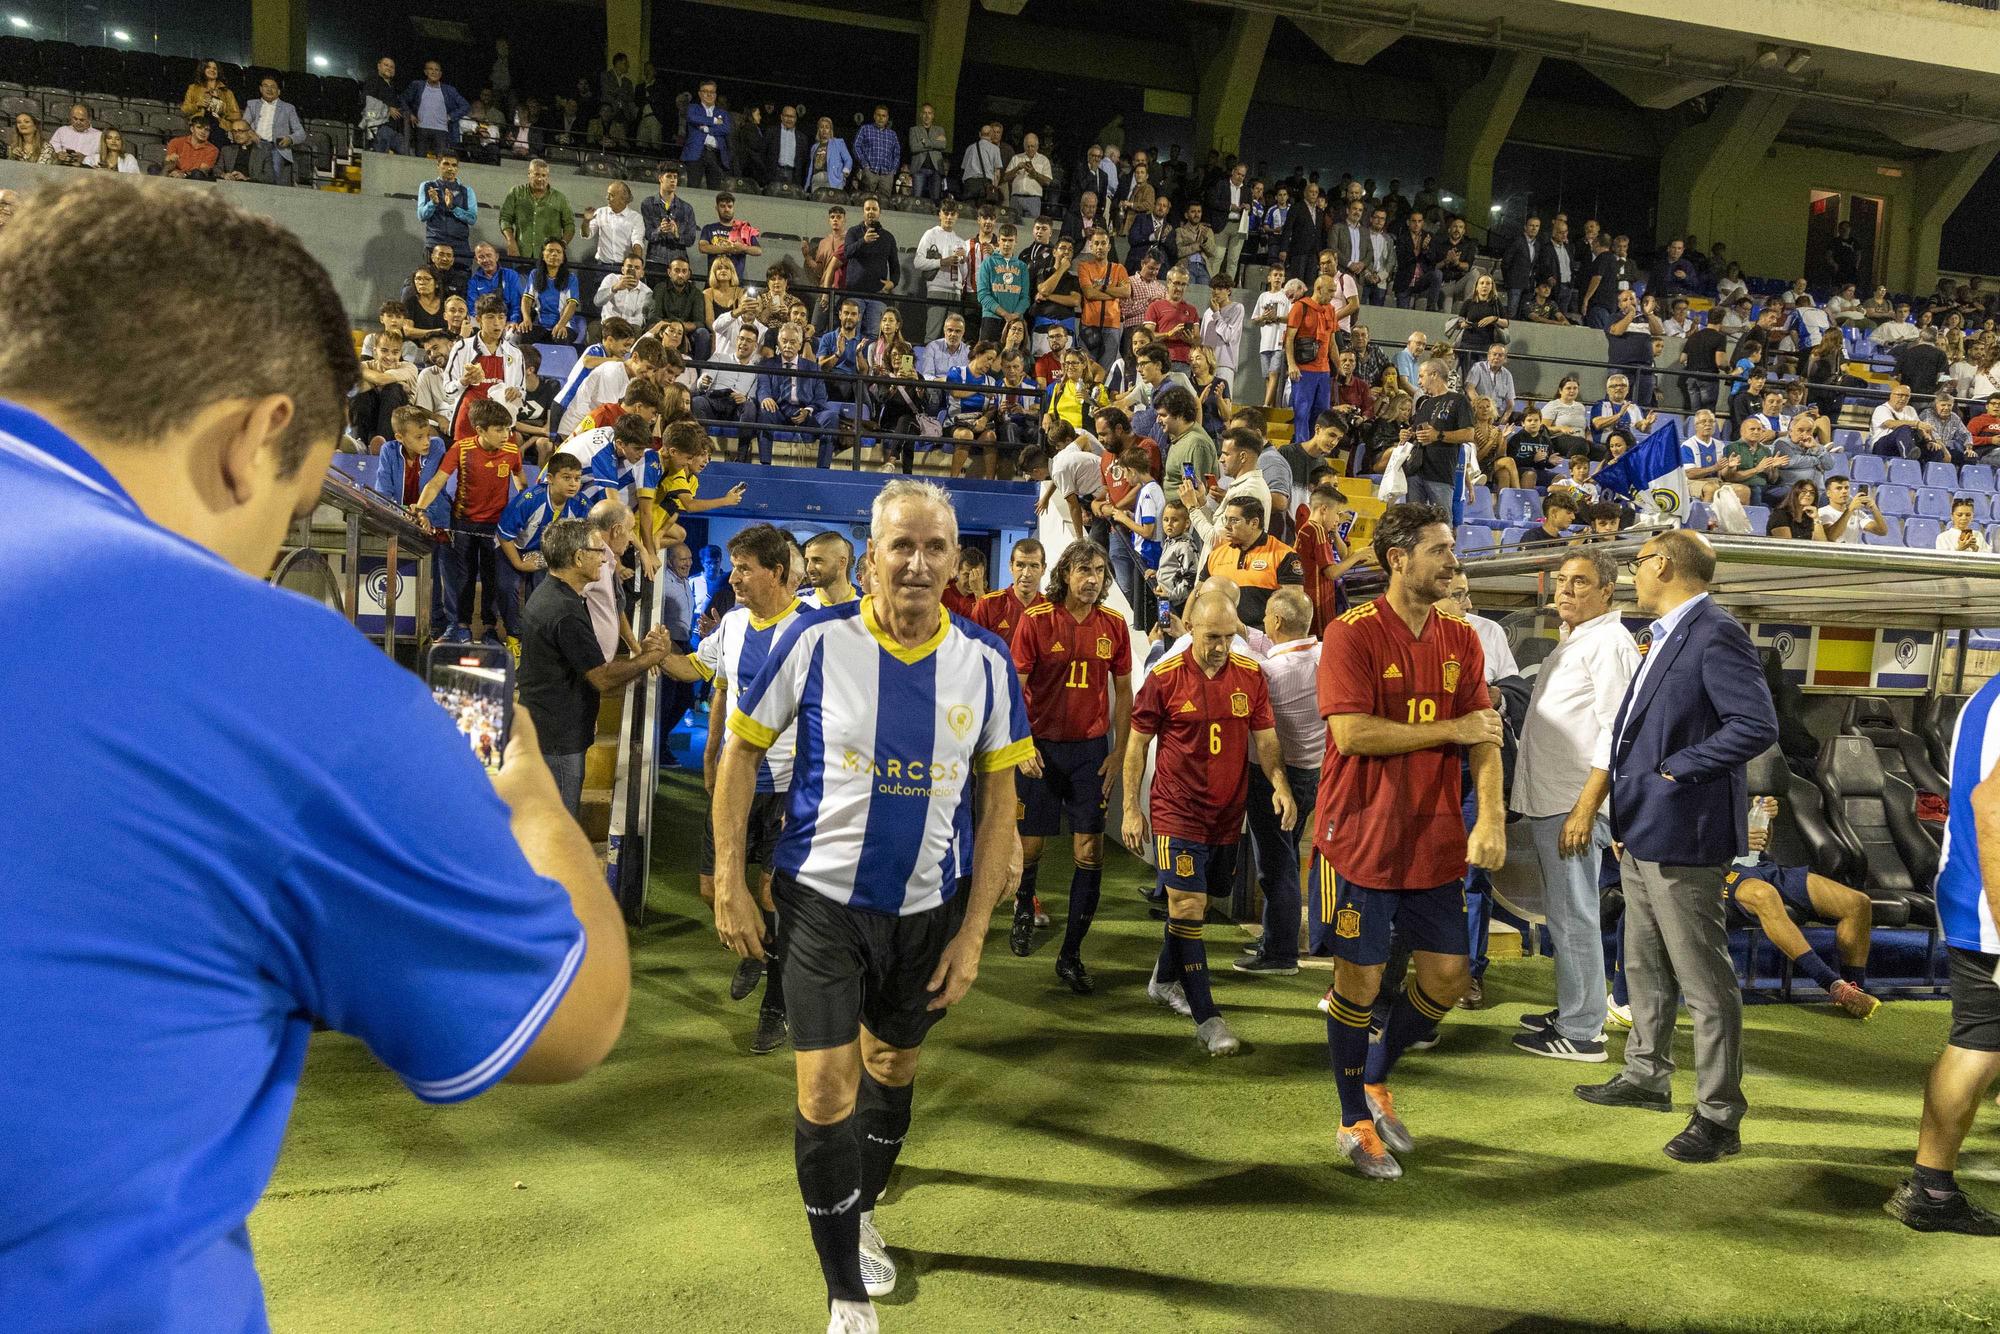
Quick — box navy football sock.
[1170,917,1219,1023]
[1365,982,1449,1085]
[1324,995,1373,1125]
[1791,946,1840,990]
[1059,862,1102,959]
[1840,963,1868,986]
[794,1111,867,1303]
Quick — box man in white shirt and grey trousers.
[1509,549,1639,1062]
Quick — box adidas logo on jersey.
[1178,701,1197,713]
[1382,663,1403,679]
[1050,641,1065,653]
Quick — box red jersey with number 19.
[1314,597,1490,889]
[1131,648,1273,845]
[1012,602,1132,740]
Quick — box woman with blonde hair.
[93,128,139,174]
[8,111,50,163]
[702,255,742,331]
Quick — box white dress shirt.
[1468,612,1519,682]
[1511,609,1640,818]
[1619,592,1708,749]
[1260,637,1324,769]
[589,205,647,266]
[1870,400,1920,445]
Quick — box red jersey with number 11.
[1012,602,1131,741]
[1314,597,1489,889]
[1131,648,1272,845]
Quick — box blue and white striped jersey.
[729,598,1033,915]
[694,598,807,793]
[496,481,588,553]
[1938,678,2000,954]
[555,427,660,504]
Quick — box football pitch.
[251,774,2000,1333]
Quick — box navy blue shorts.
[1154,834,1238,898]
[1723,858,1812,922]
[1019,736,1111,837]
[1311,854,1467,967]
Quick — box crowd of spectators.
[16,45,2000,572]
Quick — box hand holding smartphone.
[428,642,514,774]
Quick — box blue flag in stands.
[1593,421,1689,524]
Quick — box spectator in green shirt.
[500,158,575,259]
[1157,385,1217,487]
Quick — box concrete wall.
[1705,143,1920,293]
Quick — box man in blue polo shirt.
[0,177,630,1330]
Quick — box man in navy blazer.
[754,326,847,468]
[1575,528,1777,1164]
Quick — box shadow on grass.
[886,1248,1642,1331]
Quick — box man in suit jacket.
[242,77,307,186]
[216,119,276,186]
[1282,184,1327,284]
[1575,529,1777,1163]
[762,105,808,188]
[754,326,845,467]
[1502,217,1551,318]
[680,78,733,188]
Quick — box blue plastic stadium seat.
[1833,428,1864,452]
[1849,454,1887,486]
[1886,458,1924,489]
[330,454,375,486]
[1499,526,1527,547]
[1915,487,1953,520]
[1972,494,1995,524]
[1863,517,1902,545]
[1743,505,1769,536]
[1685,500,1711,530]
[1989,523,2000,551]
[1497,487,1542,523]
[1455,525,1495,557]
[1903,516,1943,549]
[1463,486,1495,520]
[1925,461,1960,491]
[1875,483,1915,516]
[1963,463,1996,494]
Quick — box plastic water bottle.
[1747,800,1772,842]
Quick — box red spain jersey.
[1294,519,1337,634]
[437,437,523,523]
[1131,648,1273,845]
[943,585,980,619]
[1012,602,1132,741]
[972,585,1046,643]
[1314,597,1489,889]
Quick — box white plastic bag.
[1378,442,1413,501]
[1709,485,1751,534]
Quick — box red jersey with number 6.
[1131,649,1273,845]
[1314,597,1489,889]
[1012,602,1132,741]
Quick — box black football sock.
[855,1071,915,1215]
[1059,861,1103,959]
[1015,858,1040,917]
[795,1111,867,1303]
[1912,1162,1958,1200]
[761,906,786,1016]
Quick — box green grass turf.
[251,772,2000,1333]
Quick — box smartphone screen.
[427,643,513,773]
[1181,464,1196,483]
[1158,598,1173,624]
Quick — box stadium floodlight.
[111,28,130,42]
[311,54,329,69]
[7,15,30,29]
